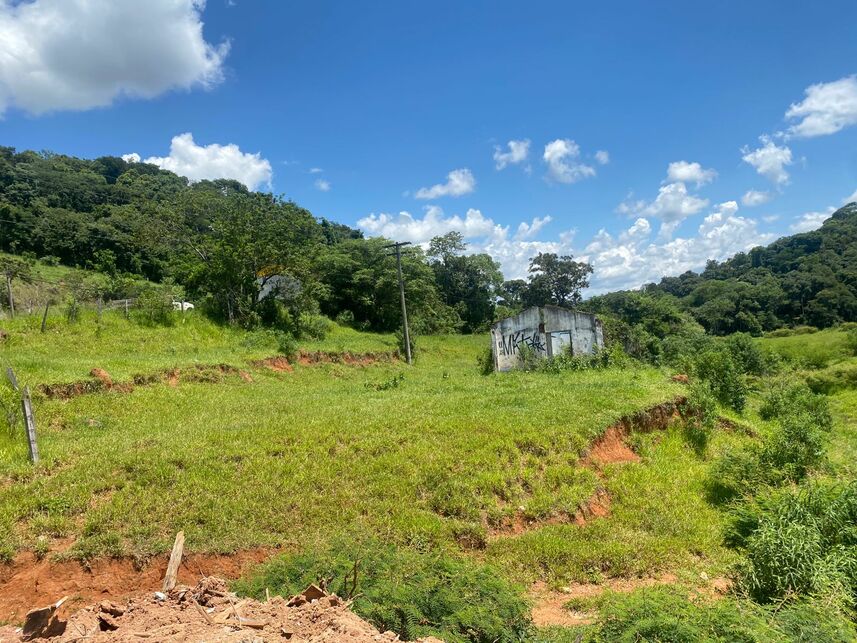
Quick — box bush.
[536,345,626,374]
[734,482,857,608]
[298,313,332,340]
[584,585,857,642]
[807,363,857,394]
[680,382,718,455]
[132,289,176,327]
[275,332,298,358]
[476,345,494,375]
[395,328,417,363]
[725,333,768,376]
[694,349,747,413]
[233,539,532,642]
[759,382,832,432]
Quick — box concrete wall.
[491,306,604,371]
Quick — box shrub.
[845,329,857,358]
[760,412,828,484]
[476,345,494,375]
[734,482,857,607]
[583,585,856,642]
[759,382,832,432]
[275,332,298,358]
[680,382,718,455]
[694,349,747,413]
[298,313,332,340]
[132,289,175,327]
[233,539,532,642]
[725,333,768,376]
[39,255,60,266]
[335,309,355,327]
[807,363,857,394]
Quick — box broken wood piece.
[191,599,213,625]
[162,531,185,592]
[237,616,268,629]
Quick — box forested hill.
[642,202,857,334]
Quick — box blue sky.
[2,0,856,291]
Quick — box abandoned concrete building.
[490,306,604,371]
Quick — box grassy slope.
[0,312,718,586]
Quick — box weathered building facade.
[490,306,604,371]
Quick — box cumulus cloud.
[414,168,476,199]
[314,178,331,192]
[741,136,792,185]
[515,216,552,240]
[493,139,530,170]
[129,133,272,190]
[357,206,570,279]
[581,202,775,293]
[543,139,596,184]
[121,153,141,163]
[742,189,772,207]
[594,150,610,165]
[0,0,229,115]
[666,161,717,186]
[844,189,857,205]
[789,208,835,233]
[785,75,857,138]
[617,181,709,224]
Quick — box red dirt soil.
[0,549,275,624]
[0,576,443,642]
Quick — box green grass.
[0,310,396,385]
[0,315,691,580]
[757,327,853,369]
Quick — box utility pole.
[384,241,412,365]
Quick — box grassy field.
[0,312,736,589]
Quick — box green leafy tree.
[521,252,593,308]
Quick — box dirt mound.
[0,549,273,623]
[1,577,443,642]
[295,351,395,366]
[252,356,294,372]
[585,426,640,466]
[39,365,249,400]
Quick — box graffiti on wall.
[498,330,546,356]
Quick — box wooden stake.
[41,302,50,333]
[163,531,185,592]
[21,386,39,463]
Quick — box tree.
[522,252,593,308]
[427,232,504,333]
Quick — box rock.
[21,597,67,641]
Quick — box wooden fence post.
[41,302,50,333]
[21,386,39,463]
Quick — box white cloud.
[414,168,476,199]
[785,75,857,138]
[741,135,792,185]
[493,139,530,170]
[121,153,141,163]
[314,178,331,192]
[789,208,835,233]
[515,216,552,240]
[582,201,775,293]
[0,0,229,115]
[741,189,772,207]
[309,167,323,174]
[762,214,780,223]
[618,181,709,224]
[132,132,272,190]
[543,139,596,184]
[844,189,857,205]
[666,161,717,186]
[358,206,499,243]
[358,206,570,279]
[594,150,610,165]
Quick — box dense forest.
[1,146,855,340]
[0,147,591,336]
